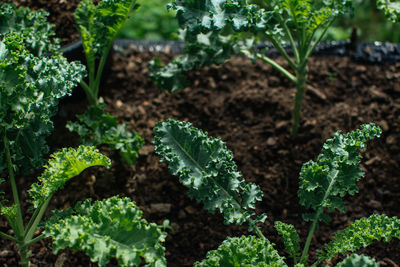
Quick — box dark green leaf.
[153,119,265,226]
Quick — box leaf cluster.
[0,2,59,56]
[0,31,85,174]
[66,103,144,165]
[298,123,382,223]
[150,0,352,93]
[45,196,168,267]
[154,120,399,266]
[195,235,286,267]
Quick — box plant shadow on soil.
[1,0,400,266]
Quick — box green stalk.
[80,80,97,105]
[24,196,52,242]
[3,134,24,239]
[277,14,300,63]
[93,41,113,99]
[269,36,297,70]
[299,169,339,265]
[290,61,307,135]
[18,245,31,267]
[0,230,17,242]
[256,53,297,84]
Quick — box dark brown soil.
[1,1,400,267]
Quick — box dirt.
[1,1,400,266]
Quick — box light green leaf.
[45,196,167,267]
[153,119,265,227]
[335,254,379,267]
[298,123,381,223]
[28,146,111,208]
[75,0,139,59]
[274,221,300,263]
[317,214,400,263]
[194,235,287,267]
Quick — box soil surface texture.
[1,1,400,266]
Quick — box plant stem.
[255,53,297,84]
[3,134,24,239]
[18,245,31,267]
[24,196,52,242]
[93,41,113,99]
[80,80,97,106]
[290,62,307,135]
[299,169,339,264]
[0,230,17,242]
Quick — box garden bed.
[1,1,400,266]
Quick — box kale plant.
[150,0,352,134]
[0,17,166,265]
[68,0,144,165]
[154,119,400,266]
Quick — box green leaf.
[66,103,144,165]
[28,146,111,208]
[377,0,400,22]
[45,196,167,267]
[0,32,86,174]
[298,123,381,223]
[335,254,379,267]
[274,221,300,263]
[0,2,59,56]
[153,119,265,227]
[75,0,139,59]
[194,235,287,267]
[149,31,240,93]
[317,214,400,263]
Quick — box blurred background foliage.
[117,0,400,43]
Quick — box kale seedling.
[154,119,400,266]
[0,20,167,266]
[75,0,139,105]
[68,0,144,165]
[150,0,352,134]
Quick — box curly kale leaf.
[154,119,266,227]
[66,104,144,165]
[28,146,111,208]
[149,31,241,93]
[0,2,59,56]
[298,123,381,223]
[317,214,400,263]
[377,0,400,22]
[335,254,379,267]
[275,221,300,263]
[169,0,269,34]
[151,0,351,93]
[0,33,86,174]
[45,196,167,267]
[75,0,139,60]
[194,235,286,267]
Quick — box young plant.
[69,0,144,165]
[154,119,400,266]
[150,0,352,134]
[75,0,139,105]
